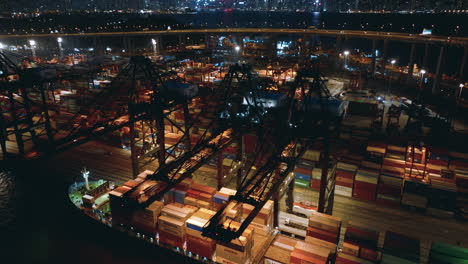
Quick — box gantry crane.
[201,63,341,242]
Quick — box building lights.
[81,167,90,191]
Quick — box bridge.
[1,28,467,93]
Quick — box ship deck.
[34,139,468,264]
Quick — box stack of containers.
[428,176,457,218]
[449,151,468,220]
[263,235,336,264]
[213,187,237,211]
[342,222,380,262]
[311,167,323,191]
[165,133,184,156]
[376,173,403,207]
[222,142,239,183]
[166,178,193,205]
[131,200,164,235]
[290,240,332,264]
[363,141,386,170]
[401,178,429,211]
[425,147,450,179]
[353,168,379,201]
[429,242,468,264]
[243,134,258,154]
[378,145,405,207]
[216,221,254,264]
[186,208,217,259]
[335,162,358,197]
[184,183,216,210]
[242,200,274,233]
[294,159,315,189]
[303,149,321,163]
[301,148,321,190]
[307,211,342,244]
[158,203,196,248]
[454,167,468,220]
[426,148,455,217]
[381,231,420,264]
[382,145,406,176]
[109,185,133,226]
[263,235,298,264]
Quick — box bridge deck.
[1,28,467,46]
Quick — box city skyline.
[3,0,468,13]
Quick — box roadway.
[1,28,467,47]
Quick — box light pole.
[417,69,426,100]
[57,37,64,59]
[29,40,37,60]
[343,50,350,69]
[387,59,396,101]
[151,38,158,56]
[235,45,241,61]
[459,83,465,100]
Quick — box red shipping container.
[451,160,468,168]
[336,177,354,188]
[427,159,449,166]
[186,234,215,259]
[295,167,312,175]
[377,184,401,197]
[306,226,338,243]
[311,179,321,190]
[159,230,185,248]
[384,160,406,168]
[360,248,379,261]
[353,181,377,201]
[337,170,356,179]
[336,254,361,264]
[186,189,201,199]
[346,227,379,241]
[243,134,258,153]
[290,250,326,264]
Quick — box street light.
[235,45,241,52]
[57,37,64,59]
[0,42,4,49]
[151,38,158,56]
[418,69,426,100]
[459,83,465,99]
[343,50,350,69]
[29,40,37,60]
[387,59,397,101]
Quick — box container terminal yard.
[1,29,468,264]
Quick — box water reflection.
[0,170,16,228]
